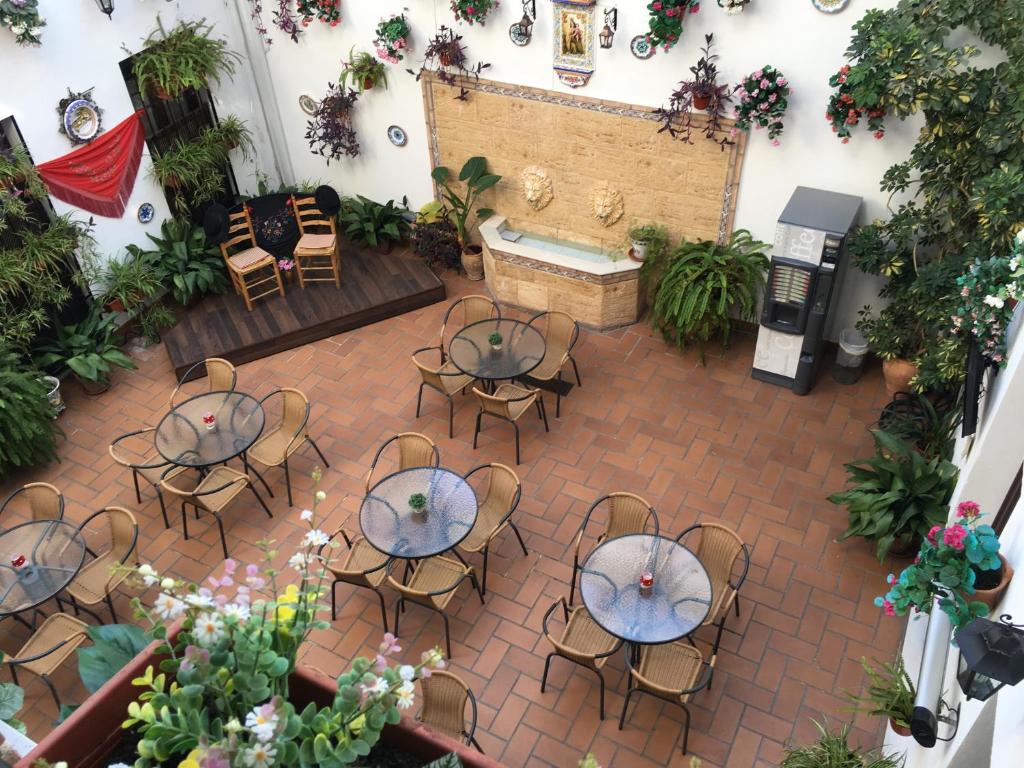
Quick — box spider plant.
[846,657,916,733]
[132,17,241,100]
[781,720,904,768]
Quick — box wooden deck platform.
[164,246,446,379]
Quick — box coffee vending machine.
[751,187,862,395]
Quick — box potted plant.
[645,0,700,53]
[212,115,256,157]
[877,500,1012,631]
[305,83,360,164]
[338,196,412,254]
[0,348,61,482]
[339,48,388,93]
[32,304,137,395]
[627,223,669,262]
[488,332,503,351]
[98,252,161,314]
[831,429,959,561]
[653,35,733,148]
[780,720,903,768]
[451,0,498,26]
[297,0,341,27]
[430,157,501,281]
[132,17,241,101]
[128,218,229,307]
[149,130,236,215]
[846,657,916,737]
[876,392,959,463]
[0,0,44,46]
[374,13,411,63]
[733,65,790,146]
[412,213,462,273]
[650,230,769,364]
[409,27,491,100]
[409,492,427,515]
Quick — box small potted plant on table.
[409,492,428,517]
[488,332,503,352]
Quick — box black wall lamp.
[509,0,536,47]
[956,614,1024,702]
[95,0,114,19]
[599,8,617,49]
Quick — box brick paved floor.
[2,266,905,767]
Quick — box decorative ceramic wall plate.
[137,203,155,224]
[552,0,596,88]
[630,34,655,60]
[298,95,317,115]
[387,125,408,147]
[812,0,850,12]
[57,89,103,145]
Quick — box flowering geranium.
[876,500,1002,630]
[373,14,411,63]
[950,230,1024,367]
[826,66,886,142]
[646,0,700,52]
[296,0,341,27]
[732,65,790,144]
[451,0,498,26]
[0,0,44,46]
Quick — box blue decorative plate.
[388,125,408,147]
[63,99,101,143]
[812,0,851,12]
[137,203,155,224]
[630,35,655,60]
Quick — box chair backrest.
[472,387,515,421]
[267,387,311,442]
[83,506,138,561]
[440,295,499,348]
[677,523,747,609]
[411,351,445,392]
[219,208,257,260]
[419,671,473,741]
[477,463,520,518]
[398,432,438,470]
[170,358,238,407]
[1,483,64,524]
[292,195,336,236]
[532,310,578,359]
[602,492,656,540]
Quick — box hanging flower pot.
[364,77,375,91]
[693,91,711,110]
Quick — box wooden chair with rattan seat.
[540,596,622,719]
[168,357,237,408]
[569,493,659,606]
[109,427,190,529]
[219,207,285,311]
[0,482,64,527]
[63,507,139,623]
[457,463,527,595]
[388,556,483,658]
[4,612,89,713]
[160,466,272,559]
[618,641,716,755]
[364,432,439,494]
[471,384,548,466]
[319,529,392,631]
[526,310,581,417]
[291,195,341,288]
[248,388,330,506]
[418,670,483,752]
[674,522,750,653]
[411,346,475,439]
[439,295,500,362]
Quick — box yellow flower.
[178,748,204,768]
[349,714,366,735]
[274,584,300,625]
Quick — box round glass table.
[0,520,86,616]
[360,467,478,559]
[155,391,265,468]
[448,319,546,387]
[579,533,712,645]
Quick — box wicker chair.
[248,388,330,506]
[526,310,581,418]
[569,493,659,606]
[63,507,139,623]
[0,482,64,527]
[160,466,272,559]
[319,529,391,631]
[291,195,341,288]
[219,207,285,311]
[411,346,474,439]
[109,427,190,528]
[439,295,500,362]
[540,597,622,719]
[168,358,237,408]
[388,556,483,658]
[364,433,439,494]
[457,463,527,595]
[4,612,89,713]
[618,642,716,755]
[418,670,483,752]
[674,523,750,653]
[471,384,548,466]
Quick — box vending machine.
[751,187,862,395]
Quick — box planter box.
[18,636,502,768]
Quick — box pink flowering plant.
[876,501,1002,630]
[733,65,790,145]
[122,469,446,767]
[826,65,886,143]
[296,0,342,27]
[646,0,700,53]
[373,14,411,63]
[451,0,498,26]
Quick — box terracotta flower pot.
[969,554,1014,611]
[439,49,454,67]
[364,77,375,91]
[462,244,485,281]
[105,297,126,313]
[693,93,711,110]
[890,718,912,737]
[882,358,919,396]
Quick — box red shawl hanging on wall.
[36,109,146,218]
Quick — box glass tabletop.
[579,533,712,645]
[155,391,265,468]
[0,520,86,616]
[360,467,478,559]
[448,319,546,381]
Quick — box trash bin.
[833,329,868,384]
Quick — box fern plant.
[651,229,769,364]
[132,17,240,100]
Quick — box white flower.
[396,681,415,709]
[1016,228,1024,244]
[302,529,330,548]
[193,612,225,646]
[288,552,312,572]
[159,577,175,591]
[399,664,416,682]
[153,592,185,619]
[137,564,159,586]
[299,508,313,521]
[1010,256,1020,272]
[983,294,1005,309]
[107,764,133,768]
[241,744,277,768]
[246,703,279,742]
[315,490,326,502]
[223,602,251,622]
[371,677,390,694]
[184,593,215,609]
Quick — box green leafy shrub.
[846,657,915,731]
[128,218,228,306]
[338,196,411,250]
[431,157,500,247]
[33,304,136,384]
[781,720,904,768]
[0,347,60,481]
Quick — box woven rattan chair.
[364,433,439,494]
[160,466,272,559]
[412,346,474,439]
[569,493,659,606]
[457,463,527,595]
[319,529,391,631]
[618,642,716,755]
[109,427,190,529]
[439,295,500,362]
[388,556,483,658]
[526,310,581,418]
[418,670,483,751]
[63,507,138,623]
[471,384,548,466]
[291,195,341,288]
[168,358,237,408]
[219,207,285,311]
[248,388,330,506]
[674,523,750,653]
[540,597,622,719]
[5,612,89,713]
[0,482,64,527]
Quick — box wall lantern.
[955,614,1024,702]
[599,8,617,49]
[509,0,536,47]
[95,0,114,19]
